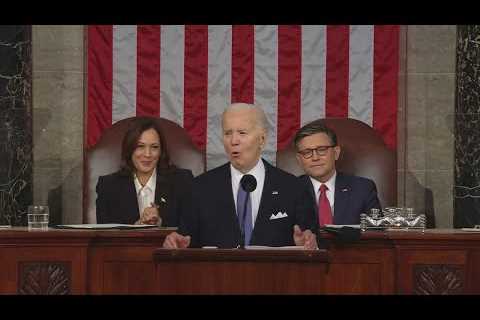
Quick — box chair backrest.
[84,117,205,223]
[276,118,397,208]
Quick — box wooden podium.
[1,228,480,294]
[154,248,330,294]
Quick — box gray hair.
[222,102,267,131]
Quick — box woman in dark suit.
[95,118,193,226]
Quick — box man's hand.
[163,232,191,249]
[293,225,318,250]
[136,205,161,225]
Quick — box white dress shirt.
[231,159,265,228]
[134,168,157,218]
[310,171,337,216]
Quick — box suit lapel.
[252,160,275,237]
[121,174,140,222]
[222,164,237,220]
[302,175,318,212]
[300,175,319,226]
[155,172,171,224]
[333,173,351,225]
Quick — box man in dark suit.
[164,103,318,249]
[293,120,381,226]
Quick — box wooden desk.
[152,229,480,294]
[1,228,480,294]
[322,229,480,294]
[0,227,170,294]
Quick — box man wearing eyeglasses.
[293,120,381,227]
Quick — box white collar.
[134,167,157,194]
[231,158,265,184]
[310,170,337,193]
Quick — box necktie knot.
[320,184,328,193]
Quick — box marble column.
[454,25,480,227]
[32,26,84,225]
[402,26,456,228]
[0,26,32,226]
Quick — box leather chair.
[276,118,397,208]
[84,117,205,223]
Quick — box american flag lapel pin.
[160,197,167,203]
[341,188,349,192]
[272,191,279,195]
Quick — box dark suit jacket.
[96,167,193,227]
[299,172,381,226]
[180,159,316,248]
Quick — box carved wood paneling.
[413,264,464,295]
[18,262,71,295]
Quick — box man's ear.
[259,129,267,148]
[295,152,302,165]
[334,145,341,161]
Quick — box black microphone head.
[240,174,257,192]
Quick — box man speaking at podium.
[163,103,317,249]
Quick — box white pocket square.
[269,211,288,220]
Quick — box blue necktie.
[237,183,253,246]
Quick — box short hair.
[222,102,267,131]
[293,119,338,149]
[120,117,173,175]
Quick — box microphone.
[238,174,257,248]
[240,174,257,193]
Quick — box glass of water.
[27,205,49,231]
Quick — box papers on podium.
[461,228,480,232]
[55,224,163,230]
[245,245,305,250]
[201,245,305,250]
[324,224,360,229]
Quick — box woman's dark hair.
[120,117,174,175]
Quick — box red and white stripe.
[88,25,399,171]
[160,25,184,124]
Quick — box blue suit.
[180,159,316,248]
[299,172,381,226]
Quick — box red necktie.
[319,184,333,226]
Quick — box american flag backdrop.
[87,25,399,170]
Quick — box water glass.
[27,205,49,231]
